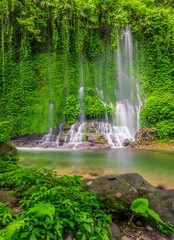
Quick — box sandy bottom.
[54,167,174,189]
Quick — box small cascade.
[56,123,65,146]
[136,83,143,131]
[40,101,54,146]
[96,88,109,122]
[71,123,86,149]
[62,123,86,149]
[93,122,132,148]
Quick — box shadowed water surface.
[19,149,174,188]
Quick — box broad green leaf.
[130,198,149,216]
[89,237,96,240]
[83,223,91,233]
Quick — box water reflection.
[19,149,174,188]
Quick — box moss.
[98,194,128,215]
[0,142,19,162]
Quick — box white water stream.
[116,25,142,140]
[41,26,142,149]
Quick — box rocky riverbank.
[84,173,174,240]
[129,128,174,152]
[11,126,174,152]
[0,143,173,239]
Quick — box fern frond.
[27,202,55,221]
[1,219,25,240]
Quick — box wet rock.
[145,225,153,231]
[86,181,93,186]
[87,173,174,224]
[0,142,18,161]
[135,128,157,142]
[122,139,131,146]
[109,222,121,239]
[131,128,157,148]
[88,132,107,144]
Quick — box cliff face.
[0,0,173,142]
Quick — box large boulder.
[130,128,157,148]
[0,142,18,161]
[86,173,174,224]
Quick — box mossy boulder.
[86,173,174,224]
[130,128,158,148]
[0,142,18,162]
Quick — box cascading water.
[40,25,142,149]
[95,88,109,122]
[79,87,85,122]
[79,52,85,123]
[92,122,132,148]
[56,123,65,146]
[116,25,141,140]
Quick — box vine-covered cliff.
[0,0,173,141]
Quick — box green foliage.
[0,0,173,142]
[0,168,58,198]
[0,220,25,240]
[99,195,127,215]
[0,161,20,174]
[27,202,55,221]
[129,197,174,235]
[85,88,105,119]
[141,95,174,141]
[130,198,163,224]
[64,95,79,124]
[0,203,13,228]
[0,166,111,239]
[157,221,174,236]
[0,122,12,143]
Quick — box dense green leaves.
[0,158,111,239]
[0,0,173,140]
[141,95,174,141]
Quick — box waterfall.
[92,122,132,148]
[40,26,141,149]
[79,52,85,122]
[49,101,54,134]
[60,123,86,149]
[95,88,109,122]
[79,87,85,122]
[56,123,65,146]
[116,25,141,140]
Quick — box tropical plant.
[0,166,111,239]
[129,198,163,225]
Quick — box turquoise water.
[19,148,174,188]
